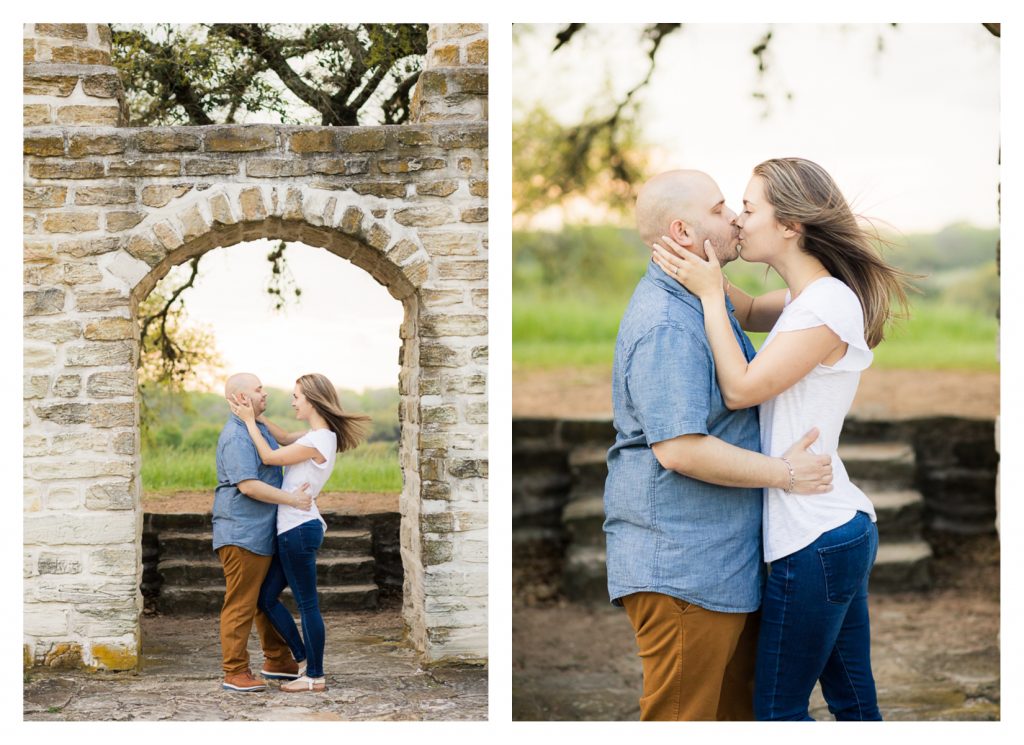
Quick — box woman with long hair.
[229,373,370,693]
[651,157,913,720]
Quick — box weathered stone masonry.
[24,23,488,668]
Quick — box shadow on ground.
[25,599,487,721]
[512,533,999,721]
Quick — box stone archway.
[23,23,488,668]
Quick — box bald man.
[603,170,831,720]
[213,373,312,692]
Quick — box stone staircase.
[143,512,379,614]
[562,436,933,603]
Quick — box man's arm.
[652,428,832,493]
[237,479,313,511]
[259,416,304,445]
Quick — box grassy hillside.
[513,223,999,371]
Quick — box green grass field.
[513,294,999,372]
[141,440,402,493]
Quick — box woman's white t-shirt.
[278,429,337,535]
[758,277,877,562]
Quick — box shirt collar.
[642,259,736,314]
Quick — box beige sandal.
[280,674,327,693]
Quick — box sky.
[158,240,403,393]
[513,23,1000,234]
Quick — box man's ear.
[668,219,695,249]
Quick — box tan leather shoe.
[280,675,327,693]
[222,670,267,692]
[261,658,301,680]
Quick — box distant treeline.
[512,222,999,315]
[142,385,399,452]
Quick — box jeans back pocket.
[817,528,872,604]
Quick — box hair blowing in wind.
[753,157,915,348]
[297,373,371,452]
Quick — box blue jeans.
[754,511,881,721]
[257,520,325,678]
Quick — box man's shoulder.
[620,283,704,349]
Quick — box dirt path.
[513,367,999,420]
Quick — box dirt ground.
[513,367,1000,420]
[513,532,1000,721]
[142,490,399,514]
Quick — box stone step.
[561,538,933,605]
[838,442,915,486]
[568,446,608,493]
[157,529,373,558]
[870,540,932,592]
[144,511,372,533]
[158,553,375,586]
[154,583,379,614]
[869,488,925,541]
[562,496,606,549]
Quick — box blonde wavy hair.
[297,373,370,453]
[753,157,914,348]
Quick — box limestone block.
[29,161,104,180]
[338,129,386,152]
[386,239,421,265]
[447,458,487,479]
[34,24,89,40]
[208,192,238,225]
[25,608,70,637]
[419,313,486,337]
[24,261,62,286]
[24,186,68,208]
[24,240,56,264]
[177,204,210,243]
[74,289,129,312]
[437,260,487,281]
[68,133,126,157]
[135,130,201,152]
[24,288,65,315]
[421,231,480,256]
[89,548,137,576]
[104,211,145,232]
[402,259,431,287]
[141,184,193,208]
[59,236,122,258]
[113,432,135,455]
[24,135,65,157]
[74,186,135,205]
[421,481,452,501]
[184,158,239,176]
[104,247,155,286]
[56,105,120,126]
[289,130,336,153]
[378,156,446,174]
[63,260,103,285]
[65,341,134,367]
[471,289,487,308]
[80,72,121,99]
[27,458,133,481]
[394,206,457,227]
[85,481,134,510]
[351,182,406,198]
[416,180,458,197]
[467,39,488,64]
[86,371,134,398]
[42,212,100,233]
[49,432,109,455]
[469,179,487,197]
[73,606,140,639]
[446,374,486,395]
[30,579,137,606]
[24,104,52,126]
[282,188,303,221]
[38,551,83,575]
[419,344,461,370]
[206,125,277,152]
[24,320,81,343]
[460,207,487,223]
[46,486,82,510]
[23,73,78,97]
[106,158,180,177]
[24,344,56,368]
[84,318,134,341]
[437,127,487,150]
[422,405,458,425]
[24,432,47,453]
[152,220,184,250]
[52,375,81,397]
[51,46,112,66]
[338,206,364,235]
[239,187,268,221]
[465,402,487,424]
[365,223,391,251]
[88,403,135,428]
[25,481,42,512]
[24,512,136,546]
[248,159,311,178]
[311,157,368,175]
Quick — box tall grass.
[142,441,401,493]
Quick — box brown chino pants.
[217,545,293,676]
[621,591,759,721]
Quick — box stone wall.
[23,23,488,668]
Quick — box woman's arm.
[230,396,326,467]
[725,283,789,333]
[258,416,304,446]
[238,479,313,511]
[653,237,843,409]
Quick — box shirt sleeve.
[221,435,262,485]
[297,430,337,469]
[775,279,873,372]
[626,324,713,445]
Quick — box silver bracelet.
[780,457,795,494]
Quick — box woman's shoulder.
[798,277,863,317]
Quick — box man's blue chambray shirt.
[213,415,284,556]
[603,261,764,613]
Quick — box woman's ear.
[778,220,802,239]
